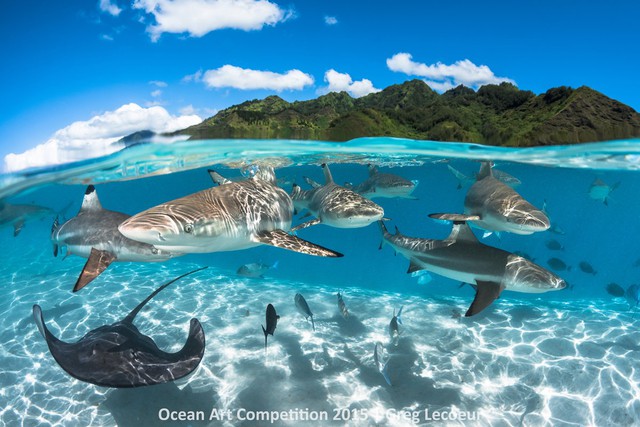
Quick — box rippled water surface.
[1,138,639,426]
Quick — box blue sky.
[1,0,639,171]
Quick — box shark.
[33,267,207,388]
[447,164,521,190]
[51,185,178,292]
[588,178,619,206]
[290,164,384,231]
[118,166,342,258]
[379,217,566,316]
[346,165,418,199]
[440,162,549,235]
[0,201,54,236]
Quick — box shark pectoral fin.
[254,229,343,257]
[304,176,321,188]
[291,218,321,232]
[73,248,117,292]
[407,261,425,274]
[465,281,503,317]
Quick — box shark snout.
[119,213,182,245]
[509,210,550,234]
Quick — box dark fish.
[547,257,568,271]
[579,262,597,275]
[606,283,625,297]
[294,293,315,331]
[337,292,350,319]
[261,304,280,349]
[545,239,564,251]
[33,267,207,388]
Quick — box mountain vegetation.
[177,80,640,146]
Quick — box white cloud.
[133,0,290,41]
[150,89,163,98]
[324,16,337,25]
[322,69,380,98]
[199,65,314,91]
[386,52,515,92]
[149,80,168,87]
[99,0,122,16]
[4,104,202,172]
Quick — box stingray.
[33,267,207,388]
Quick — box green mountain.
[179,80,640,146]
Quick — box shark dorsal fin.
[79,185,102,213]
[448,222,479,243]
[123,267,208,324]
[368,164,378,176]
[477,162,493,180]
[253,166,276,184]
[321,164,334,184]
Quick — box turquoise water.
[1,138,640,426]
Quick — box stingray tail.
[123,266,208,324]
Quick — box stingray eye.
[184,223,194,234]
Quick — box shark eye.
[184,223,194,233]
[151,247,158,255]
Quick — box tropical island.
[168,80,640,147]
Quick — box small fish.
[588,178,619,206]
[411,269,433,285]
[337,292,350,319]
[605,283,625,297]
[236,261,278,279]
[373,342,391,386]
[545,239,564,251]
[262,304,280,349]
[625,284,640,308]
[579,261,597,275]
[294,293,315,331]
[547,257,568,271]
[389,306,403,346]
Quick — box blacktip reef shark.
[0,201,54,236]
[118,166,342,258]
[379,217,566,316]
[33,267,207,388]
[290,164,385,231]
[588,178,619,206]
[440,162,549,235]
[346,165,418,199]
[51,186,178,292]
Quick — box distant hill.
[176,80,640,146]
